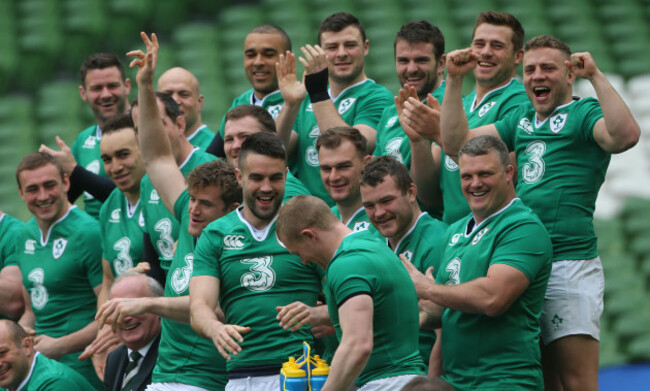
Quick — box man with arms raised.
[276,12,393,204]
[15,152,103,389]
[277,195,425,390]
[404,135,552,389]
[359,156,447,370]
[440,34,640,390]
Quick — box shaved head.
[157,67,204,133]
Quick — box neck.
[253,89,277,100]
[37,202,70,235]
[337,197,362,224]
[184,119,202,138]
[475,76,512,105]
[174,139,194,166]
[329,73,367,98]
[242,206,275,230]
[320,224,352,268]
[418,78,443,101]
[387,207,420,249]
[125,190,140,206]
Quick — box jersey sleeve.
[193,226,222,279]
[327,255,373,307]
[83,221,104,288]
[498,90,529,117]
[353,88,394,129]
[578,98,604,144]
[173,190,191,221]
[373,106,393,156]
[494,109,520,151]
[489,219,552,282]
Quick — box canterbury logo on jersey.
[472,228,489,245]
[518,118,534,134]
[110,208,121,223]
[224,235,245,250]
[149,189,160,203]
[24,239,36,254]
[82,136,97,149]
[478,101,496,117]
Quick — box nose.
[253,53,264,66]
[99,86,112,99]
[171,92,181,104]
[335,44,346,58]
[329,167,341,181]
[260,177,272,192]
[406,60,418,73]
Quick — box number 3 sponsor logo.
[240,256,276,292]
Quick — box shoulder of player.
[98,187,123,218]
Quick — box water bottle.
[309,355,330,391]
[280,357,308,391]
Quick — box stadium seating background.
[0,0,648,384]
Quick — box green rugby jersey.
[11,352,95,390]
[373,81,445,169]
[16,206,103,388]
[71,125,106,219]
[0,213,23,269]
[99,189,143,277]
[326,230,425,386]
[436,199,551,390]
[284,171,311,202]
[440,79,527,224]
[187,124,216,150]
[140,148,217,271]
[193,208,323,372]
[151,190,227,389]
[217,89,284,138]
[495,97,607,261]
[385,212,447,366]
[291,79,393,205]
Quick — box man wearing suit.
[104,272,162,391]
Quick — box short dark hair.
[318,12,366,45]
[473,11,524,52]
[102,113,136,136]
[16,152,65,188]
[395,20,445,62]
[316,127,367,159]
[250,24,292,52]
[238,131,287,170]
[155,91,182,121]
[225,105,276,133]
[360,155,413,194]
[459,135,511,169]
[525,34,571,57]
[80,53,126,86]
[187,160,243,208]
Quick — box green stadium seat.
[627,334,650,361]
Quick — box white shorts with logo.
[540,257,604,344]
[226,375,279,391]
[358,374,421,391]
[146,383,210,391]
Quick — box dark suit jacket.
[104,332,161,391]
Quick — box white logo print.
[401,250,413,262]
[110,208,121,223]
[352,221,369,232]
[83,136,97,149]
[240,256,276,291]
[25,239,36,254]
[386,116,398,128]
[478,101,496,117]
[385,137,404,163]
[86,160,100,174]
[445,258,461,285]
[338,98,356,115]
[52,238,67,259]
[267,104,282,119]
[449,233,462,246]
[28,268,48,309]
[445,155,459,171]
[306,146,320,167]
[171,253,194,294]
[550,113,568,133]
[472,228,489,245]
[224,235,245,250]
[149,189,160,203]
[518,117,534,134]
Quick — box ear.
[235,167,243,186]
[407,182,417,201]
[198,94,204,110]
[124,78,132,96]
[176,115,187,135]
[227,202,241,213]
[62,173,70,193]
[79,85,88,102]
[21,336,34,354]
[299,227,318,241]
[514,49,524,66]
[437,53,446,75]
[363,40,369,56]
[505,164,515,182]
[362,154,372,166]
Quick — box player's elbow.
[3,297,25,320]
[618,124,641,153]
[347,333,374,360]
[482,296,512,317]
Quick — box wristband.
[305,68,330,103]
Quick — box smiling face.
[109,275,161,351]
[243,33,285,98]
[100,128,145,197]
[79,67,131,127]
[224,116,266,167]
[319,139,366,207]
[395,40,443,99]
[361,175,417,242]
[187,184,230,237]
[0,326,31,391]
[471,23,522,89]
[18,163,70,227]
[237,153,286,226]
[157,68,203,132]
[523,47,575,121]
[320,25,369,85]
[459,151,514,224]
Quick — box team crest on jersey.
[445,155,459,171]
[550,113,568,133]
[240,256,276,292]
[171,253,193,294]
[401,250,413,262]
[306,103,313,112]
[224,235,245,250]
[478,101,496,117]
[86,160,101,174]
[449,233,462,246]
[83,136,97,149]
[338,98,356,115]
[52,238,67,259]
[352,221,370,232]
[24,239,36,254]
[385,137,404,163]
[386,115,398,128]
[267,104,282,119]
[472,228,489,245]
[306,146,320,167]
[149,189,160,204]
[518,117,534,134]
[110,208,121,223]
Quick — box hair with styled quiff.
[187,160,242,208]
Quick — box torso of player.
[72,125,106,219]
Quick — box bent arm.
[0,265,25,319]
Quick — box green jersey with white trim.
[495,97,606,261]
[193,208,323,372]
[151,190,227,389]
[373,81,445,169]
[440,79,527,224]
[387,212,447,366]
[71,125,106,219]
[325,230,425,387]
[436,199,551,390]
[0,213,23,269]
[187,124,216,150]
[217,89,284,138]
[11,352,95,390]
[99,188,143,278]
[139,148,217,271]
[15,206,103,388]
[291,79,393,205]
[331,205,378,235]
[284,171,311,202]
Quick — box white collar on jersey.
[465,198,519,236]
[236,206,277,241]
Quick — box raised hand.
[39,136,77,174]
[446,48,479,78]
[277,51,306,105]
[126,32,159,86]
[298,44,328,75]
[565,52,600,80]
